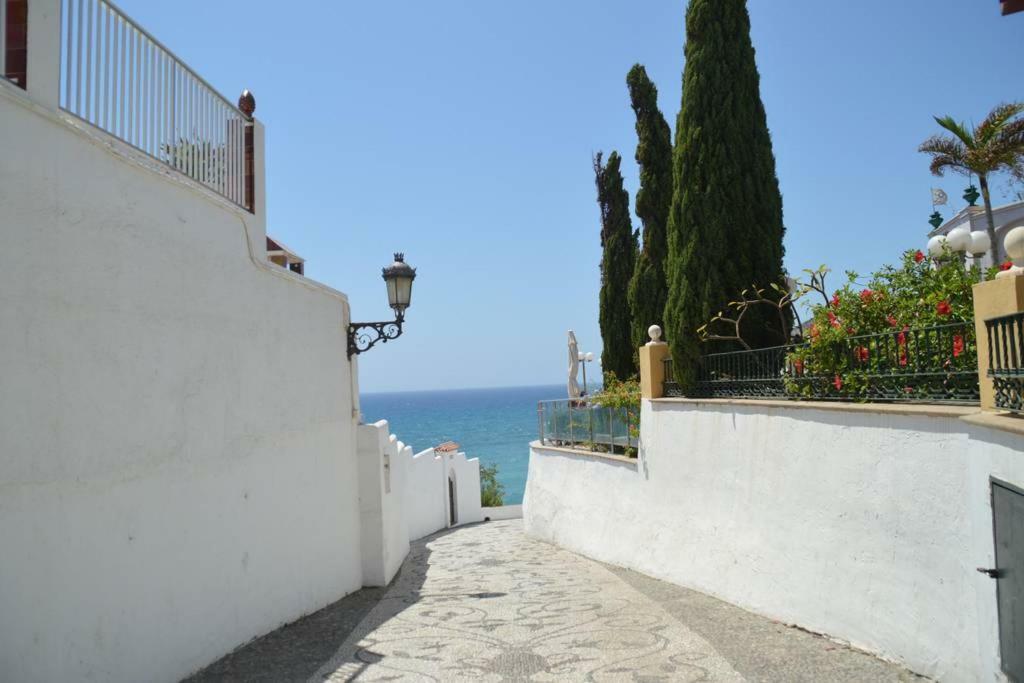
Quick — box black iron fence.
[664,321,979,404]
[986,312,1024,414]
[537,399,638,456]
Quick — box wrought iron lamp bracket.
[348,315,405,358]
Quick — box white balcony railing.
[59,0,251,209]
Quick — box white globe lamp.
[946,225,971,253]
[927,235,948,259]
[968,231,991,257]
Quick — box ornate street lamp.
[347,253,417,358]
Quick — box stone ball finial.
[997,226,1024,279]
[238,89,256,117]
[647,325,663,345]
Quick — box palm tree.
[919,102,1024,263]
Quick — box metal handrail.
[59,0,251,209]
[536,398,638,456]
[665,321,980,404]
[75,0,246,117]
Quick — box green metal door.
[992,479,1024,681]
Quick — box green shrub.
[480,464,505,508]
[591,373,641,456]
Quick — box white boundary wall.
[0,79,362,682]
[403,443,484,542]
[524,399,1024,682]
[407,447,449,541]
[356,419,486,584]
[358,423,411,587]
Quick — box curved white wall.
[0,84,362,682]
[524,400,1024,682]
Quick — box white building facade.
[929,200,1024,267]
[0,2,482,681]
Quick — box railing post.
[25,0,60,107]
[639,325,669,399]
[237,89,256,213]
[972,273,1024,411]
[537,402,545,445]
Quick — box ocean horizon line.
[361,382,576,397]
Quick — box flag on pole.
[931,188,948,206]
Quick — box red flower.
[830,293,841,309]
[1001,261,1014,271]
[914,250,925,263]
[953,334,964,358]
[936,300,952,316]
[793,359,805,375]
[897,329,908,366]
[860,289,875,304]
[887,315,899,327]
[855,346,869,362]
[833,374,843,391]
[827,311,841,328]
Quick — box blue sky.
[119,0,1023,392]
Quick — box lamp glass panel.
[394,276,413,308]
[386,278,399,308]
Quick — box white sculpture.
[567,330,581,399]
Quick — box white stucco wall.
[483,505,524,520]
[524,400,1024,682]
[406,448,448,541]
[404,448,484,540]
[357,422,411,587]
[448,451,484,527]
[0,82,363,682]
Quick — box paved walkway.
[187,520,922,682]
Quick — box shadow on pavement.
[181,526,460,683]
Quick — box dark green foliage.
[480,464,505,507]
[663,0,788,390]
[594,151,639,381]
[626,65,673,352]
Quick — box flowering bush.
[784,248,982,400]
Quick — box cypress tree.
[594,151,639,381]
[663,0,787,389]
[626,64,673,351]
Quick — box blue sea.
[360,384,564,505]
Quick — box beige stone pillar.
[639,325,670,399]
[972,274,1024,410]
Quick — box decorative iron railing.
[663,321,979,404]
[986,311,1024,414]
[537,399,638,456]
[59,0,250,209]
